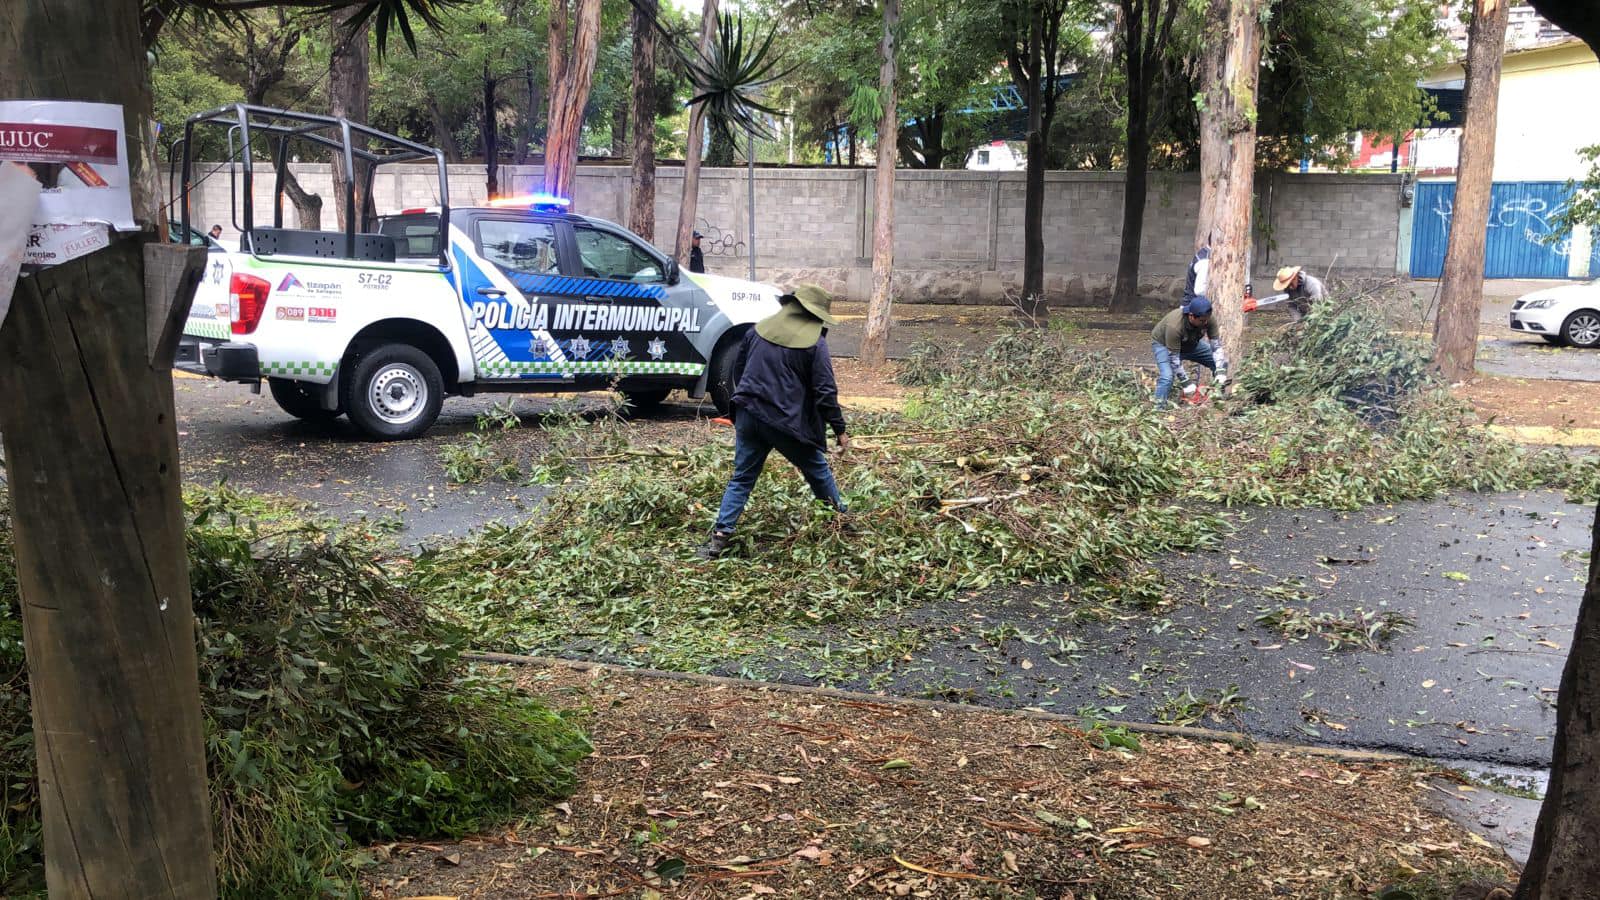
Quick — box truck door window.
[478,220,560,274]
[378,214,441,259]
[573,226,664,284]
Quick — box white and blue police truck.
[174,104,780,440]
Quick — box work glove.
[1181,383,1199,398]
[1215,365,1230,388]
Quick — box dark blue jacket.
[730,330,847,448]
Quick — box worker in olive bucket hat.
[698,284,849,560]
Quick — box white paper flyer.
[0,162,43,331]
[0,100,135,268]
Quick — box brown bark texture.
[674,0,719,263]
[0,0,217,895]
[1193,0,1264,365]
[329,8,374,230]
[483,67,500,197]
[628,0,659,240]
[1515,499,1600,900]
[1019,5,1047,319]
[545,0,603,201]
[860,0,900,369]
[1433,0,1510,384]
[1109,0,1178,313]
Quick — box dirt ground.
[1457,375,1600,430]
[363,663,1512,900]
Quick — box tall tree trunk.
[545,0,603,200]
[707,127,735,166]
[429,97,465,163]
[675,0,719,263]
[1433,0,1510,383]
[483,68,500,198]
[1019,5,1047,319]
[283,169,324,229]
[0,1,216,895]
[611,96,628,158]
[628,0,658,240]
[1517,8,1600,890]
[1193,0,1264,364]
[1110,0,1177,313]
[1516,499,1600,898]
[514,68,539,165]
[860,0,900,368]
[330,8,373,230]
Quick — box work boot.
[696,531,732,560]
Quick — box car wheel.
[342,343,445,441]
[268,378,341,422]
[707,332,746,416]
[1562,310,1600,349]
[621,387,671,413]
[1541,334,1566,346]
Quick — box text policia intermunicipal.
[470,299,704,333]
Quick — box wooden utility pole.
[1433,0,1511,383]
[860,0,900,368]
[674,0,719,264]
[0,0,217,895]
[629,0,659,240]
[545,0,603,200]
[1193,0,1264,364]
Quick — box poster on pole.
[0,100,136,268]
[0,163,43,330]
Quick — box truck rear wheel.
[707,333,745,416]
[268,378,341,422]
[343,343,444,441]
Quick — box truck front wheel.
[268,378,341,422]
[343,343,445,441]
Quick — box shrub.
[0,487,590,897]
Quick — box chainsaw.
[1242,292,1291,313]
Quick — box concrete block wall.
[171,161,1404,304]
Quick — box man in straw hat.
[698,284,849,560]
[1273,265,1325,323]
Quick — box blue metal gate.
[1410,181,1585,279]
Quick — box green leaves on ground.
[420,296,1589,674]
[0,487,589,897]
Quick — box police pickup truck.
[174,104,780,440]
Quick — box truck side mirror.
[665,258,681,286]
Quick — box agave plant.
[679,11,796,147]
[140,0,467,53]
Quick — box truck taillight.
[229,273,271,335]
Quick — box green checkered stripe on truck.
[260,360,338,377]
[184,320,231,341]
[478,360,706,377]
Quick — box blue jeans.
[713,414,843,534]
[1152,340,1218,405]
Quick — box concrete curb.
[466,650,1413,765]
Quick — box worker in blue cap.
[1150,295,1229,408]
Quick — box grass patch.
[0,486,589,897]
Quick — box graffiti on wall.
[696,219,745,258]
[1429,192,1573,258]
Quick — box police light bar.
[487,193,573,212]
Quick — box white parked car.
[1508,279,1600,348]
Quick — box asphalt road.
[739,490,1590,769]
